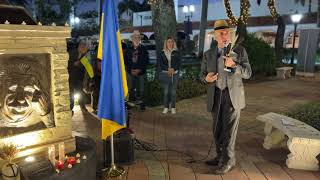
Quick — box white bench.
[257,112,320,171]
[276,67,293,79]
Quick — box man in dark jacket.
[124,30,149,111]
[67,40,88,113]
[200,20,252,174]
[91,44,101,114]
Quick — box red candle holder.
[55,160,64,170]
[67,157,76,165]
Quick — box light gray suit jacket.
[200,45,252,112]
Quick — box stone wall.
[0,24,75,164]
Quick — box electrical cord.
[183,89,222,163]
[126,95,221,164]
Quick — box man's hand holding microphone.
[205,72,218,83]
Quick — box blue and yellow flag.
[97,0,128,140]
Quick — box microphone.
[223,43,232,72]
[223,43,231,56]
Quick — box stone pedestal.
[257,112,320,171]
[286,137,320,171]
[263,122,287,150]
[0,137,96,180]
[0,24,75,171]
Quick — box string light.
[224,0,250,26]
[267,0,279,20]
[148,0,159,5]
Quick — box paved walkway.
[72,74,320,180]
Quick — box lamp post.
[138,14,143,26]
[70,16,80,28]
[183,5,195,34]
[290,11,302,65]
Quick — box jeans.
[159,72,179,108]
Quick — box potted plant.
[0,143,20,180]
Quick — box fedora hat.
[214,20,229,30]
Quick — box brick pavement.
[72,74,320,180]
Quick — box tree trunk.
[275,16,286,66]
[31,0,37,20]
[308,0,311,13]
[317,0,320,28]
[236,22,247,40]
[151,0,177,79]
[198,0,209,59]
[236,0,249,40]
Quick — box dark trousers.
[127,73,145,109]
[160,72,179,108]
[92,76,101,111]
[211,88,240,164]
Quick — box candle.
[55,160,64,170]
[66,157,76,165]
[48,145,56,166]
[58,142,65,162]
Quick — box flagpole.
[104,133,125,179]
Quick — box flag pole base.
[102,165,125,179]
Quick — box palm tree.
[149,0,177,77]
[223,0,250,41]
[118,0,130,19]
[198,0,209,58]
[8,0,29,6]
[118,0,143,19]
[259,0,285,66]
[9,0,38,20]
[140,0,151,11]
[295,0,312,13]
[317,0,320,27]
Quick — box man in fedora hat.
[200,20,252,174]
[124,30,149,110]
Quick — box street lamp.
[183,5,195,34]
[183,5,195,21]
[138,14,143,26]
[70,16,80,28]
[290,11,302,65]
[75,17,80,24]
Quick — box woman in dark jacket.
[159,37,181,114]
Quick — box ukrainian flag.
[97,0,128,140]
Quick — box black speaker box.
[104,128,135,165]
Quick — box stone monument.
[0,5,75,171]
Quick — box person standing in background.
[91,44,101,114]
[124,30,149,111]
[159,37,181,114]
[68,41,89,114]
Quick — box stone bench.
[257,112,320,171]
[276,67,293,79]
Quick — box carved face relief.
[1,79,43,123]
[0,54,54,133]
